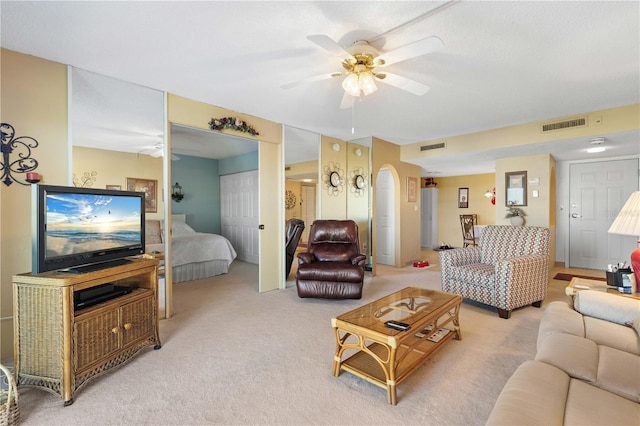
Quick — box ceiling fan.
[281,2,454,109]
[282,34,443,109]
[138,143,180,161]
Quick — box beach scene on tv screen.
[46,193,141,257]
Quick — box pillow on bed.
[172,221,196,237]
[145,220,163,244]
[172,214,186,223]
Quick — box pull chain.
[351,101,355,134]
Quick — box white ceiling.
[2,1,638,176]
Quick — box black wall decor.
[1,122,40,186]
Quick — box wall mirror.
[284,125,320,250]
[505,170,527,206]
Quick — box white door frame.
[375,167,396,266]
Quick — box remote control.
[427,328,451,343]
[384,320,411,331]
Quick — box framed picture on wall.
[407,177,417,202]
[126,177,157,212]
[505,170,527,206]
[458,187,469,208]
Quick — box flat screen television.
[32,184,146,274]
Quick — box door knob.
[571,213,581,218]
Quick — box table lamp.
[608,191,640,284]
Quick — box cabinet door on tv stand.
[121,294,155,347]
[74,308,121,372]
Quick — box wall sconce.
[171,182,184,202]
[1,122,40,186]
[354,148,362,157]
[332,143,341,152]
[485,187,496,205]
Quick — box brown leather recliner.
[285,218,305,279]
[296,219,366,299]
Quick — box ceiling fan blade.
[339,93,357,110]
[375,36,443,67]
[281,72,343,90]
[307,35,353,59]
[376,72,431,96]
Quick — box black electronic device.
[32,184,146,275]
[384,320,411,331]
[74,283,132,310]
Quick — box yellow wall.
[496,153,556,263]
[285,160,317,180]
[168,94,281,144]
[432,173,497,247]
[371,137,422,268]
[346,142,370,255]
[285,180,302,220]
[319,135,348,219]
[0,49,69,359]
[73,147,164,220]
[318,137,370,255]
[401,104,640,163]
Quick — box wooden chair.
[460,214,478,247]
[285,218,305,278]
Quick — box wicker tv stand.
[12,258,161,405]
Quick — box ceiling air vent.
[541,117,587,132]
[420,142,446,151]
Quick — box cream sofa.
[487,290,640,425]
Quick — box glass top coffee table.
[331,287,462,405]
[565,277,640,300]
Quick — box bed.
[146,214,237,283]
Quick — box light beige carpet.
[17,261,569,425]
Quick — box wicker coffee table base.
[332,291,461,405]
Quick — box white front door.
[376,168,395,266]
[569,159,639,269]
[220,170,259,264]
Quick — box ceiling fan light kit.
[284,22,444,107]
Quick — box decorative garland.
[208,117,259,136]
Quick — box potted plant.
[505,204,526,226]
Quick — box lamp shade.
[341,74,360,97]
[359,72,377,96]
[608,191,640,237]
[608,191,640,292]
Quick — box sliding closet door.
[220,170,259,264]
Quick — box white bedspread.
[171,233,237,267]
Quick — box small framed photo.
[106,185,121,190]
[406,177,418,202]
[458,187,469,208]
[126,177,157,213]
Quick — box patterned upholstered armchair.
[439,225,551,319]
